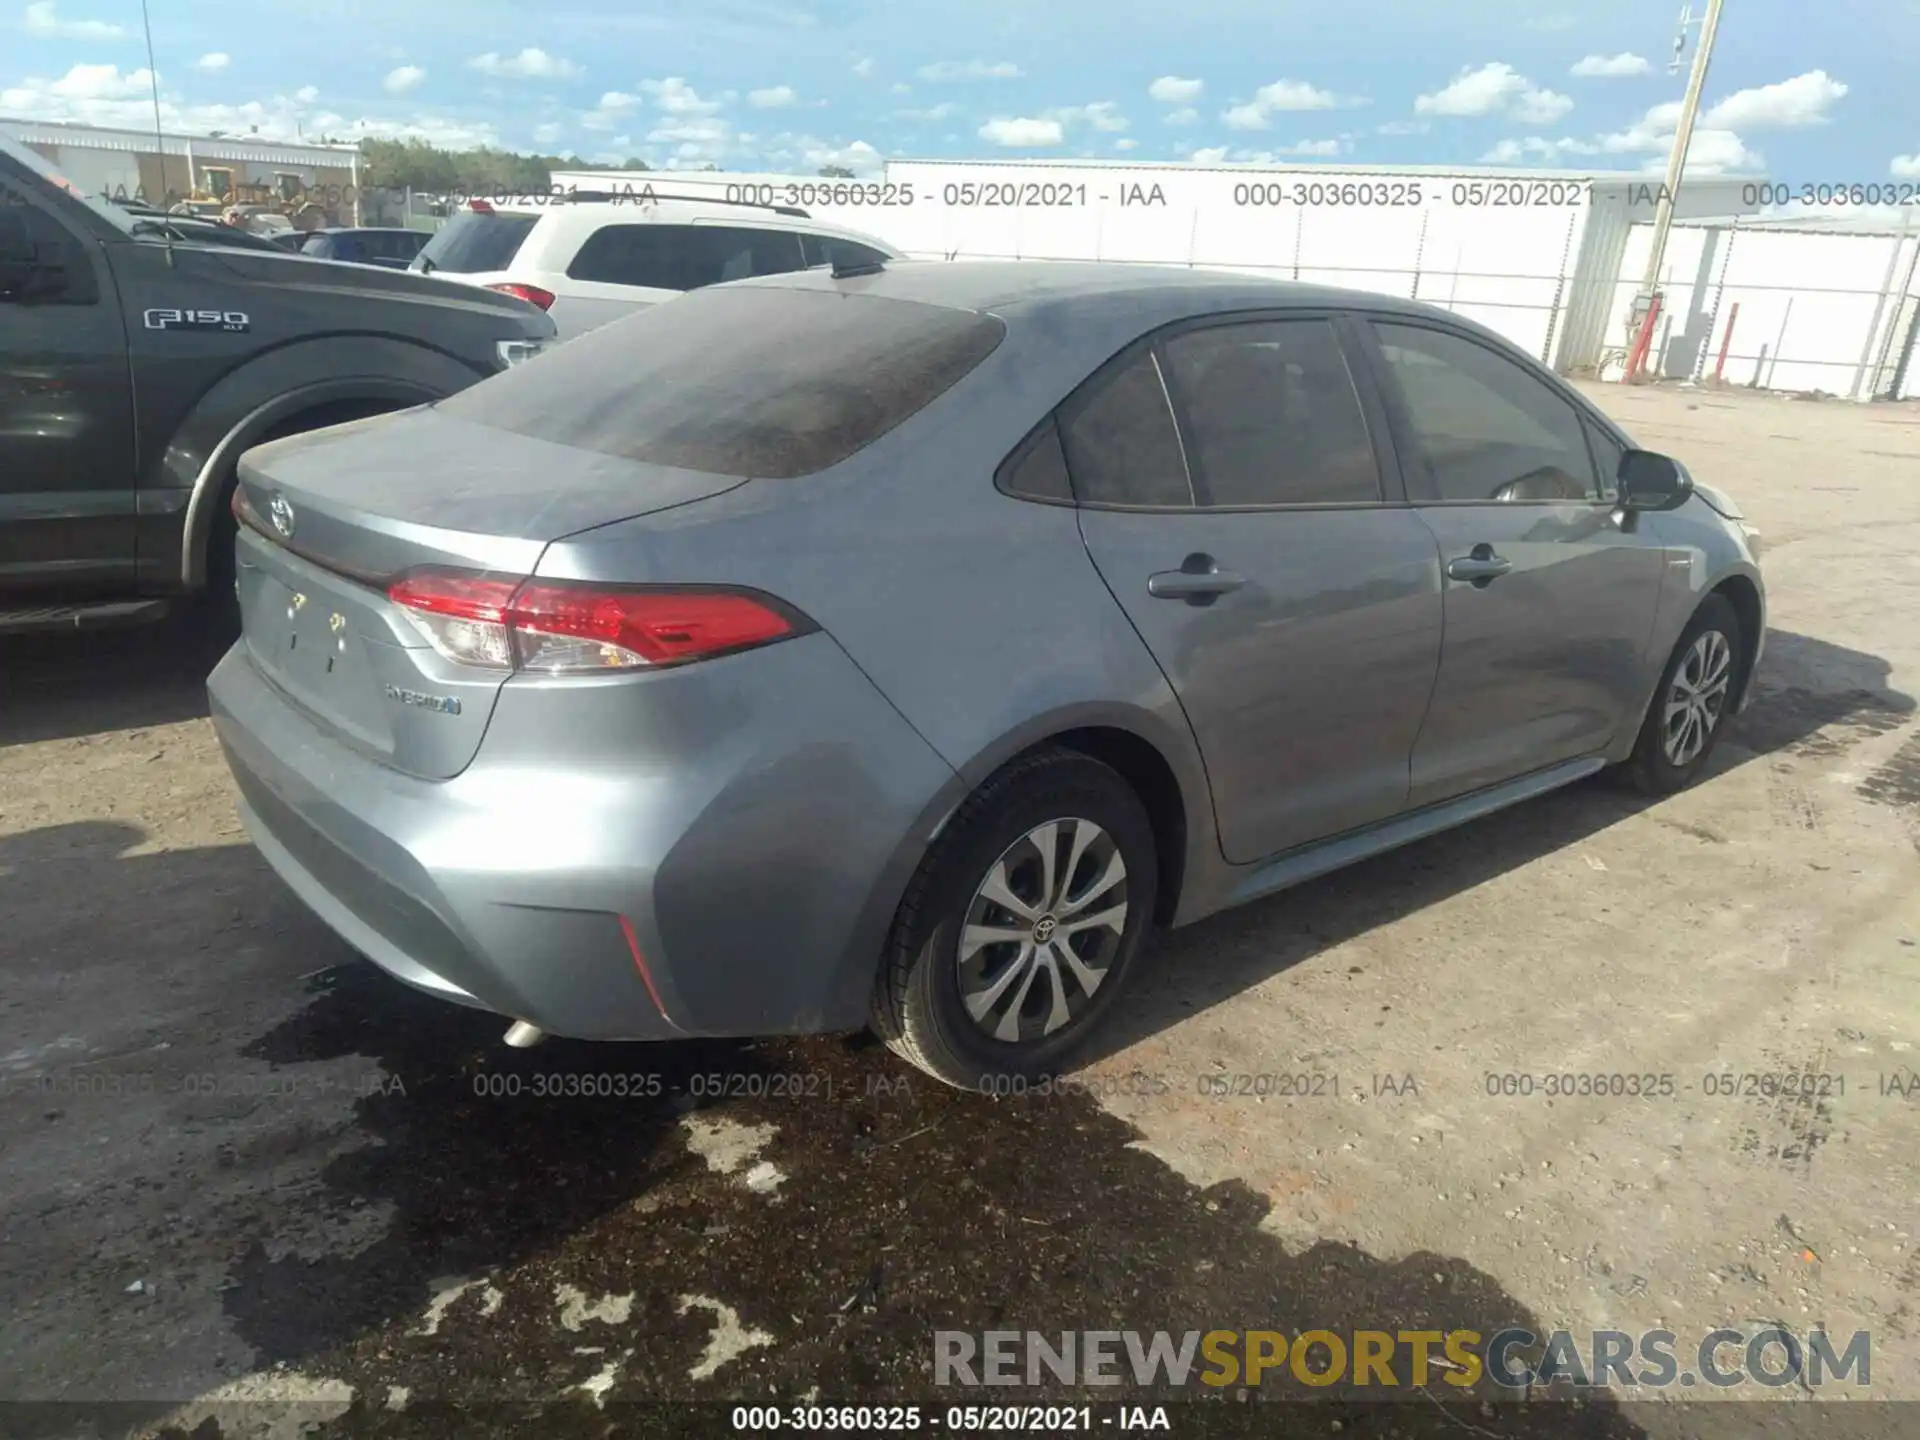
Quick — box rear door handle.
[1148,556,1246,603]
[1445,546,1512,584]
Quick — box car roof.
[740,258,1491,333]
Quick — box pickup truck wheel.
[195,400,403,637]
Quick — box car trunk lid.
[232,406,746,780]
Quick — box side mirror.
[1616,449,1694,512]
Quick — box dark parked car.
[297,227,431,269]
[0,134,556,635]
[209,259,1765,1090]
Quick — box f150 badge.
[144,307,250,332]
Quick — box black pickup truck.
[0,134,556,635]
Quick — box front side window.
[1158,319,1380,507]
[567,223,808,291]
[1372,323,1599,503]
[1058,349,1192,508]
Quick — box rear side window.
[434,286,1005,478]
[415,211,538,273]
[567,223,808,290]
[1058,350,1192,508]
[1159,319,1380,506]
[299,234,334,257]
[996,418,1073,503]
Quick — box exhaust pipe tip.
[503,1020,547,1048]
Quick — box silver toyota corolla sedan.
[208,259,1765,1089]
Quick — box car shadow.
[1081,626,1914,1066]
[0,613,232,748]
[0,824,1655,1438]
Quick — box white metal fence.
[1607,220,1920,400]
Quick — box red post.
[1624,292,1664,384]
[1712,301,1740,384]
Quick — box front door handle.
[1148,555,1246,604]
[1446,545,1512,585]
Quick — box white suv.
[409,190,905,340]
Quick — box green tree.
[818,164,855,178]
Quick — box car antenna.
[139,0,175,267]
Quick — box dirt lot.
[2,382,1917,1440]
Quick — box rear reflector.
[487,282,555,311]
[386,570,806,674]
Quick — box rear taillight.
[468,199,495,214]
[487,282,554,310]
[386,570,805,674]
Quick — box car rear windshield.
[433,286,1007,478]
[414,211,537,273]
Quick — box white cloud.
[647,114,733,165]
[1189,146,1230,164]
[580,90,641,131]
[1376,119,1430,136]
[890,82,910,94]
[1416,62,1526,116]
[1047,101,1128,133]
[1,65,501,151]
[1414,62,1572,127]
[919,59,1023,81]
[1596,103,1762,173]
[383,66,424,95]
[1149,75,1204,104]
[294,84,319,104]
[194,52,230,72]
[22,2,124,39]
[1571,53,1652,78]
[748,85,798,108]
[1893,153,1920,179]
[641,77,720,115]
[1164,107,1199,125]
[1512,87,1573,124]
[1221,77,1345,130]
[979,116,1063,146]
[895,101,958,121]
[468,48,581,81]
[1702,70,1847,129]
[1479,134,1600,163]
[1115,137,1139,151]
[532,121,565,144]
[851,56,874,77]
[793,135,883,174]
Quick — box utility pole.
[1641,0,1727,295]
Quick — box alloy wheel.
[1661,628,1733,767]
[956,818,1129,1044]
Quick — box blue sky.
[4,0,1916,180]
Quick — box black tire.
[1620,593,1742,795]
[872,747,1158,1092]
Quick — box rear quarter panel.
[532,295,1238,929]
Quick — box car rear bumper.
[208,631,958,1041]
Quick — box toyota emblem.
[268,492,296,539]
